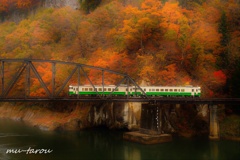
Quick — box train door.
[192,88,198,97]
[192,88,195,97]
[73,87,78,95]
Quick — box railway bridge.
[0,59,240,142]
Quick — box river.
[0,119,240,160]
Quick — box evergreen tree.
[79,0,102,14]
[218,11,229,46]
[216,11,230,70]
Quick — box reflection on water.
[0,119,240,160]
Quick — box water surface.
[0,119,240,160]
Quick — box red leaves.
[213,70,227,85]
[0,0,38,13]
[16,0,33,9]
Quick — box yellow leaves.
[164,29,177,40]
[193,22,221,50]
[228,32,240,62]
[203,54,216,64]
[89,1,124,28]
[30,21,53,46]
[139,65,155,83]
[4,20,30,52]
[116,0,163,51]
[158,64,177,85]
[124,6,141,17]
[121,20,138,34]
[161,2,183,25]
[141,0,162,16]
[137,54,159,84]
[137,17,152,29]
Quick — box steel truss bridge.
[0,59,240,105]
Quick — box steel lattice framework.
[0,59,240,104]
[0,59,147,100]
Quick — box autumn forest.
[0,0,240,98]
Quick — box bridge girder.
[0,59,147,100]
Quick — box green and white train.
[69,85,201,97]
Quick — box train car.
[69,85,127,96]
[69,85,201,97]
[140,86,201,97]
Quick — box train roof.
[70,84,200,88]
[140,86,201,88]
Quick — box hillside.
[0,0,240,97]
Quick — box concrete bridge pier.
[123,103,172,144]
[125,102,141,130]
[209,105,220,140]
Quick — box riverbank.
[0,102,240,141]
[0,102,141,131]
[220,114,240,141]
[0,102,89,131]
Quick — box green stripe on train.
[145,92,198,97]
[69,91,201,97]
[69,91,126,95]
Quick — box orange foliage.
[16,0,32,9]
[158,64,177,85]
[1,0,239,98]
[161,2,183,32]
[30,63,52,97]
[116,0,162,51]
[193,22,221,50]
[0,0,9,12]
[181,75,192,85]
[87,49,135,84]
[30,21,53,46]
[139,65,156,84]
[202,5,221,23]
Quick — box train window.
[165,89,168,92]
[108,88,111,91]
[99,88,102,91]
[130,89,132,91]
[156,89,159,91]
[115,88,119,91]
[69,87,73,89]
[170,89,173,92]
[144,89,146,91]
[181,89,185,92]
[85,88,88,91]
[94,88,97,91]
[82,88,84,91]
[89,88,93,91]
[149,89,151,91]
[104,88,106,91]
[126,88,128,91]
[161,89,164,92]
[192,89,194,92]
[174,89,177,92]
[152,89,155,91]
[76,88,78,91]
